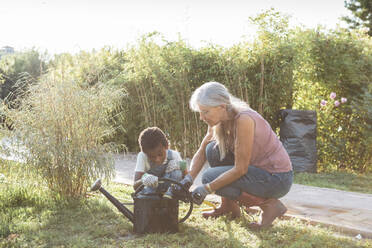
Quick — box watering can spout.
[90,179,134,223]
[90,178,102,191]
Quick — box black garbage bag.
[279,109,317,173]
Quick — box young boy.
[133,127,187,199]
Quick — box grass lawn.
[294,171,372,194]
[1,160,372,248]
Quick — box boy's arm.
[133,152,146,190]
[133,171,145,190]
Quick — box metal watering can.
[90,178,193,234]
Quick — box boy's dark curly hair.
[138,127,168,153]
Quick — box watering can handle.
[134,177,194,223]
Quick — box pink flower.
[320,100,327,107]
[330,92,336,99]
[334,100,340,107]
[341,97,347,103]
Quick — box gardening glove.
[192,185,209,205]
[165,160,180,173]
[165,160,187,173]
[141,173,158,188]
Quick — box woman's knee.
[201,166,233,184]
[201,167,221,184]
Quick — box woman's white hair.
[190,82,250,160]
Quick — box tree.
[343,0,372,36]
[0,49,45,105]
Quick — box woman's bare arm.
[189,127,213,180]
[207,115,255,192]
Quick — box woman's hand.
[192,185,209,205]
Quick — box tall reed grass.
[1,68,125,198]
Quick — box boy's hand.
[165,160,180,173]
[141,173,158,188]
[165,160,187,173]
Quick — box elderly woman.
[180,82,293,229]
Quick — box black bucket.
[133,195,179,234]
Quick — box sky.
[1,0,352,55]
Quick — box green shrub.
[119,27,296,156]
[1,68,125,198]
[3,11,370,173]
[292,28,372,172]
[0,49,46,105]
